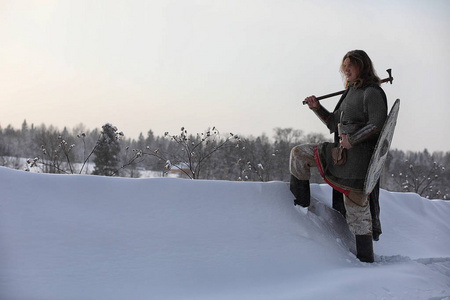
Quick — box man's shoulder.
[362,83,383,93]
[363,84,387,106]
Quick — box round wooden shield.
[364,99,400,195]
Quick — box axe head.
[386,69,393,84]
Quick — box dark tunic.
[316,84,388,192]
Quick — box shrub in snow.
[140,127,242,179]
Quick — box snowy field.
[1,166,449,300]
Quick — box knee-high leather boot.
[356,234,374,263]
[290,175,310,207]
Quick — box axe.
[302,69,393,105]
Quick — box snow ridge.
[1,167,449,300]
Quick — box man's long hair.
[340,50,381,88]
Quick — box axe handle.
[302,70,393,105]
[380,77,393,84]
[314,90,345,101]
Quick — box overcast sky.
[1,0,449,152]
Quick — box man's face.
[343,57,359,83]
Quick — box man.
[290,50,388,263]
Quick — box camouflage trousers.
[290,144,372,236]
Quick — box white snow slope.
[1,167,449,300]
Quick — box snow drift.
[1,167,449,300]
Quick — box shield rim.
[364,99,400,195]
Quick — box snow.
[1,167,449,300]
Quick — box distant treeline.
[1,120,448,200]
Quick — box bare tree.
[387,150,448,199]
[141,127,242,179]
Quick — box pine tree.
[92,124,121,176]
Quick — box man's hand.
[304,96,319,109]
[339,134,352,149]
